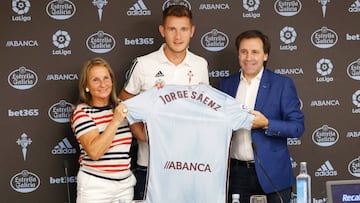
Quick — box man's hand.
[250,110,269,129]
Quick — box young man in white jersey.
[118,5,209,200]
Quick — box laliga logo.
[312,125,339,147]
[243,0,260,12]
[86,31,116,53]
[316,58,334,83]
[280,26,297,44]
[274,0,302,16]
[347,58,360,80]
[8,66,38,90]
[311,26,338,48]
[10,170,40,193]
[352,90,360,108]
[162,0,191,10]
[46,0,76,20]
[348,157,360,177]
[280,26,298,51]
[316,58,333,76]
[52,30,71,48]
[48,100,73,123]
[201,29,229,52]
[12,0,30,15]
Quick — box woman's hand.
[113,103,128,124]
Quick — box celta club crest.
[16,133,32,161]
[92,0,108,21]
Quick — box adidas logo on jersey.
[155,71,164,77]
[51,137,76,154]
[314,160,338,177]
[127,0,151,16]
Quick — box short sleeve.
[71,105,97,139]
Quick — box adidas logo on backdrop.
[314,160,338,177]
[51,137,76,155]
[127,0,151,16]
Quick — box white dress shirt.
[230,68,264,161]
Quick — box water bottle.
[296,162,311,203]
[232,193,240,203]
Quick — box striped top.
[71,103,132,180]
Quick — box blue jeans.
[228,159,292,203]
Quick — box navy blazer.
[219,68,305,193]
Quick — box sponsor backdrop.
[1,0,359,202]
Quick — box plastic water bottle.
[296,162,311,203]
[232,193,240,203]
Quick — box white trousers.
[76,170,136,203]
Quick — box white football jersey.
[125,84,254,203]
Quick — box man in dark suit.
[219,30,305,203]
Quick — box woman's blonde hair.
[77,57,119,108]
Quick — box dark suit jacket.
[219,68,305,193]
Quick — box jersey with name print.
[124,84,254,203]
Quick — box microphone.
[64,159,71,203]
[252,142,284,203]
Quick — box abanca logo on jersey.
[164,161,212,173]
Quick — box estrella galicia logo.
[46,0,76,20]
[201,29,229,52]
[48,100,73,123]
[347,58,360,80]
[312,125,339,147]
[311,26,338,48]
[10,170,40,193]
[86,31,116,54]
[348,157,360,177]
[274,0,302,16]
[162,0,191,10]
[8,66,38,90]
